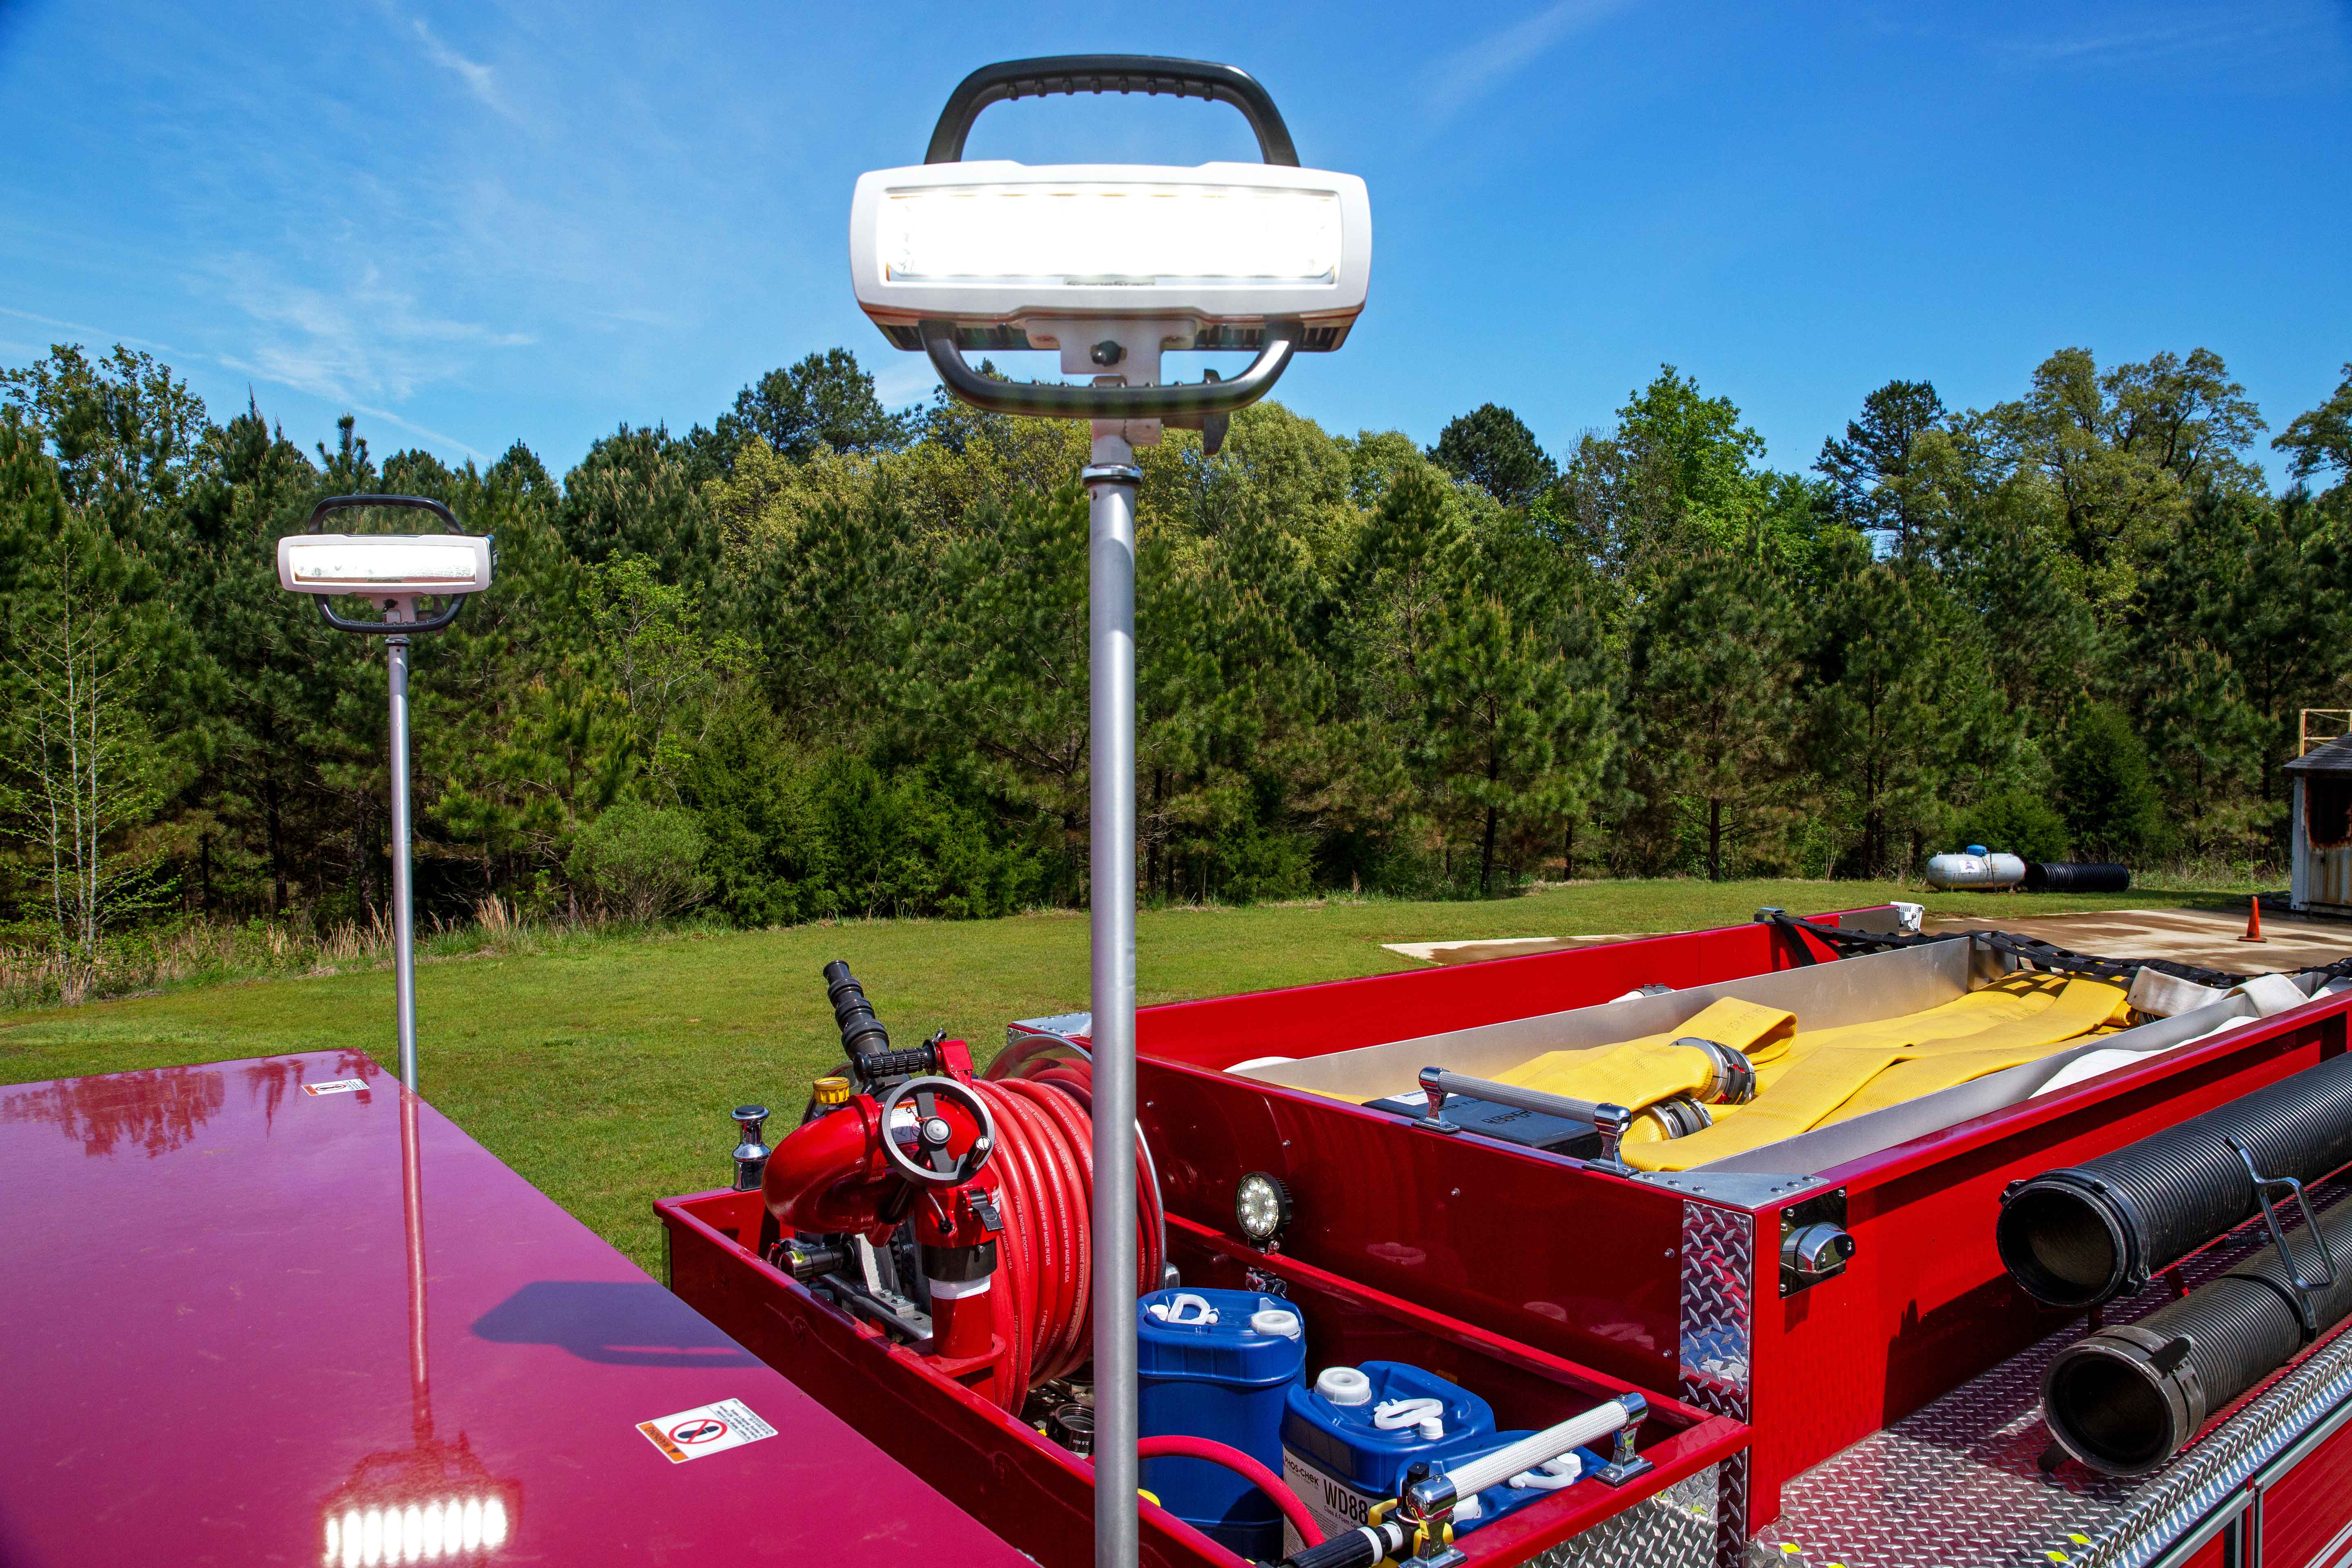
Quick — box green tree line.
[4,340,2350,973]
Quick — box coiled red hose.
[970,1078,1166,1406]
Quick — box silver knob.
[731,1104,772,1192]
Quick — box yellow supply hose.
[1622,974,2129,1170]
[1492,996,1797,1109]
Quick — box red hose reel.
[762,1049,1164,1412]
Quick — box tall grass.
[0,896,611,1011]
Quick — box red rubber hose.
[969,1077,1165,1407]
[1129,1436,1325,1551]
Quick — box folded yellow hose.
[1492,996,1798,1108]
[1622,975,2129,1170]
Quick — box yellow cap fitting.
[812,1075,853,1107]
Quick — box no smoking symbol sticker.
[638,1398,775,1463]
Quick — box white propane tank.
[1924,845,2027,890]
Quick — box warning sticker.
[1282,1449,1378,1557]
[303,1080,369,1096]
[636,1399,777,1464]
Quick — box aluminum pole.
[387,634,419,1094]
[1084,435,1140,1568]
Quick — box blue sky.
[2,1,2347,482]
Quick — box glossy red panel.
[1140,1057,1686,1394]
[0,1054,1024,1568]
[2256,1417,2352,1568]
[657,1191,1747,1568]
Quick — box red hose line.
[1129,1436,1325,1551]
[969,1077,1164,1408]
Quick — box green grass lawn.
[0,879,2232,1270]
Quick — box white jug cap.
[1316,1366,1372,1405]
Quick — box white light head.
[849,161,1371,357]
[846,57,1371,447]
[276,534,494,597]
[278,495,492,635]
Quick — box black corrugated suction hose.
[2025,862,2132,892]
[2042,1196,2352,1474]
[1996,1049,2352,1309]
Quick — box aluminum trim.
[1679,1201,1753,1421]
[1531,1462,1724,1568]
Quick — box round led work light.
[1235,1171,1292,1246]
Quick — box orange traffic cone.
[2241,896,2267,943]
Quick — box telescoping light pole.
[277,496,494,1094]
[849,56,1370,1568]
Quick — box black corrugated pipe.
[1996,1048,2352,1309]
[2042,1196,2352,1474]
[824,960,891,1059]
[2025,862,2132,893]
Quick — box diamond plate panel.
[1679,1200,1754,1422]
[1757,1186,2352,1568]
[1532,1463,1723,1568]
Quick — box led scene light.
[278,534,495,597]
[851,161,1370,350]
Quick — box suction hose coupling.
[2043,1193,2352,1474]
[2042,1324,2204,1476]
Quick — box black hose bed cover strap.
[1764,910,2283,991]
[1996,1052,2352,1309]
[2043,1194,2352,1475]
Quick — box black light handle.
[922,319,1298,422]
[301,493,472,636]
[925,55,1298,167]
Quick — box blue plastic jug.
[1280,1363,1573,1552]
[1136,1288,1307,1560]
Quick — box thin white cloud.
[1423,0,1639,120]
[346,401,490,461]
[205,254,527,434]
[0,303,186,358]
[374,2,518,122]
[2,301,488,461]
[1996,7,2325,68]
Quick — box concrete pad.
[1382,935,1633,966]
[1923,906,2352,978]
